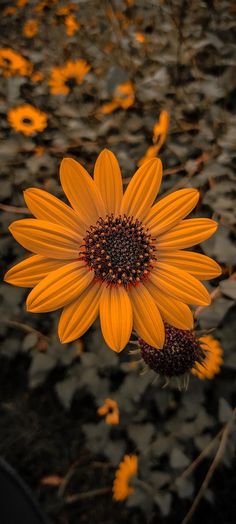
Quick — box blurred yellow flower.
[113,455,138,501]
[0,48,32,77]
[100,81,135,114]
[48,59,91,95]
[97,398,120,425]
[192,335,223,379]
[8,105,47,136]
[138,110,170,165]
[135,32,146,44]
[65,14,80,36]
[23,19,39,38]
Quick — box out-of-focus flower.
[113,455,138,501]
[3,6,17,16]
[5,150,220,352]
[34,145,46,156]
[65,14,80,36]
[99,81,135,114]
[134,32,146,44]
[0,48,32,77]
[192,335,223,379]
[7,105,47,136]
[31,71,44,83]
[138,110,170,165]
[48,59,91,95]
[56,3,76,16]
[17,0,28,6]
[97,398,120,425]
[23,19,39,38]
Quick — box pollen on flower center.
[82,214,156,286]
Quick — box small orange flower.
[113,455,138,501]
[23,19,39,38]
[138,110,170,165]
[3,6,17,16]
[100,81,135,114]
[17,0,28,6]
[48,59,91,95]
[192,335,223,379]
[97,399,119,425]
[134,32,146,44]
[0,48,32,77]
[8,105,47,136]
[31,71,44,83]
[65,14,80,36]
[5,150,220,352]
[56,3,76,16]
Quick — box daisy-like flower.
[23,19,39,38]
[192,335,223,379]
[5,150,220,352]
[7,105,47,136]
[0,48,32,77]
[113,455,138,501]
[48,59,91,95]
[97,398,119,425]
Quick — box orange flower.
[138,110,170,165]
[100,81,135,114]
[97,399,119,425]
[65,14,80,36]
[56,3,76,16]
[0,48,32,77]
[5,150,220,352]
[3,6,17,16]
[31,71,44,83]
[48,59,91,95]
[17,0,28,6]
[7,105,47,136]
[192,335,223,379]
[134,32,146,44]
[113,455,138,501]
[23,19,39,38]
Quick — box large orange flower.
[5,150,221,352]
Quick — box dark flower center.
[139,325,205,377]
[22,118,33,125]
[82,214,156,287]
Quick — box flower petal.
[4,255,70,287]
[59,280,102,343]
[9,219,82,259]
[158,251,222,279]
[156,219,218,251]
[24,188,85,236]
[120,158,162,220]
[144,188,199,235]
[100,285,133,352]
[94,149,123,215]
[26,261,94,312]
[128,283,164,348]
[144,279,193,329]
[60,157,105,226]
[149,262,211,306]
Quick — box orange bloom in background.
[23,19,39,38]
[65,14,80,36]
[100,81,135,114]
[113,455,138,501]
[48,59,91,95]
[0,48,32,77]
[3,6,17,16]
[134,32,146,44]
[17,0,28,6]
[5,150,221,353]
[192,335,223,379]
[97,398,120,425]
[7,105,47,136]
[56,3,76,16]
[138,110,170,166]
[31,71,44,83]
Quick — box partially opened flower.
[113,455,138,501]
[192,335,223,379]
[7,105,47,136]
[97,398,119,425]
[5,150,221,352]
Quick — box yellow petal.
[99,285,133,352]
[59,280,102,343]
[149,263,211,306]
[128,283,164,348]
[158,251,222,279]
[94,149,123,215]
[4,255,70,287]
[157,218,218,251]
[26,261,94,312]
[60,157,105,226]
[24,188,85,236]
[144,188,199,235]
[120,158,163,220]
[9,219,81,259]
[144,280,193,329]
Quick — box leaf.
[175,478,194,499]
[29,352,56,388]
[154,492,172,516]
[220,280,236,300]
[128,423,155,451]
[55,376,79,409]
[170,448,190,469]
[219,398,233,423]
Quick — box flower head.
[113,455,138,501]
[97,398,119,425]
[65,14,80,36]
[48,59,91,95]
[5,150,220,352]
[0,48,32,77]
[138,110,170,165]
[100,81,135,114]
[23,19,39,38]
[192,335,223,379]
[7,105,47,136]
